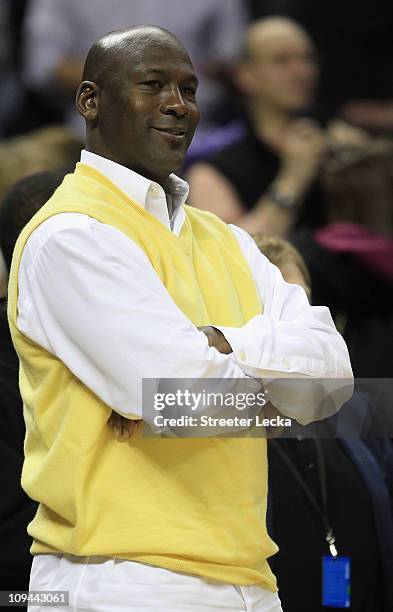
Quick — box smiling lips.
[152,126,187,137]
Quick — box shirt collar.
[80,150,189,227]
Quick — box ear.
[76,81,99,122]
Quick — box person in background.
[249,0,393,128]
[253,236,311,298]
[22,0,248,141]
[0,170,66,609]
[256,234,393,612]
[0,170,68,271]
[0,126,81,201]
[187,17,369,238]
[0,247,6,298]
[293,140,393,378]
[187,17,328,237]
[0,0,38,137]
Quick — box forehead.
[125,37,196,79]
[251,27,314,61]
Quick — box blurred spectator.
[0,126,81,201]
[0,0,60,137]
[252,234,311,297]
[187,17,329,237]
[0,170,66,605]
[0,247,6,297]
[0,169,68,270]
[0,0,24,136]
[250,1,393,125]
[5,0,28,68]
[22,0,248,140]
[257,235,393,612]
[293,140,393,377]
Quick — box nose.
[160,85,189,117]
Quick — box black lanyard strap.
[270,439,338,556]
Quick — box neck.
[85,142,171,190]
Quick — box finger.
[120,419,137,440]
[290,123,325,141]
[108,413,122,438]
[108,413,138,440]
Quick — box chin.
[285,98,314,114]
[159,154,186,174]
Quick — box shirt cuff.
[216,318,309,377]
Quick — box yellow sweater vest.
[7,164,278,589]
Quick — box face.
[79,37,200,183]
[241,26,318,112]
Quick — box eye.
[141,80,162,88]
[182,86,197,96]
[272,54,291,67]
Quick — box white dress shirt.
[17,151,353,428]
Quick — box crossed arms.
[17,213,353,434]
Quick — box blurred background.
[0,2,392,611]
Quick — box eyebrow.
[135,67,198,85]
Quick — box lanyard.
[270,438,338,557]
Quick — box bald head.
[82,26,190,89]
[243,17,313,60]
[237,17,318,113]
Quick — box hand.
[198,326,232,354]
[107,411,140,440]
[327,118,369,149]
[275,119,328,194]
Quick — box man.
[7,27,352,611]
[250,0,393,123]
[187,18,367,237]
[187,17,326,237]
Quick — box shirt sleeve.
[215,225,354,424]
[17,213,260,433]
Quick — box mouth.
[151,127,187,141]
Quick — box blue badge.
[322,555,351,608]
